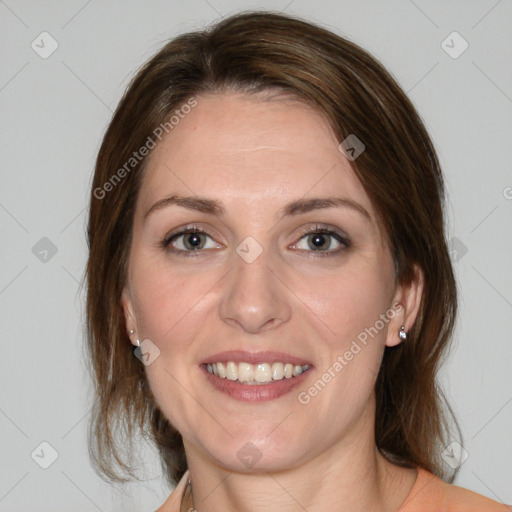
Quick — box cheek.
[129,262,212,433]
[130,254,208,345]
[299,265,393,344]
[294,279,388,430]
[295,265,391,395]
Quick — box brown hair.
[85,10,460,489]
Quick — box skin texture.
[122,92,424,512]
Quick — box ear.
[121,286,138,346]
[386,264,424,348]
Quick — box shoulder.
[155,469,190,512]
[400,468,512,512]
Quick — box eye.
[292,225,350,257]
[162,226,220,256]
[160,223,350,258]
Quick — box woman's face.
[122,92,418,472]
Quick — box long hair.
[85,10,460,489]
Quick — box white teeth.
[272,362,284,380]
[254,363,272,383]
[226,361,238,381]
[205,361,310,383]
[216,362,226,378]
[292,365,303,376]
[238,362,254,382]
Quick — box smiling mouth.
[203,361,311,385]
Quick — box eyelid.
[295,223,350,243]
[162,221,227,242]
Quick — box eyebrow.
[144,194,371,222]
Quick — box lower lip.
[200,365,312,402]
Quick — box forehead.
[139,92,376,223]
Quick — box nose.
[218,246,292,334]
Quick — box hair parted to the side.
[85,10,460,489]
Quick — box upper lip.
[200,350,313,367]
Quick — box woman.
[85,11,512,512]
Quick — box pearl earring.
[129,329,140,347]
[398,326,408,341]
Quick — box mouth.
[202,361,311,385]
[199,350,313,402]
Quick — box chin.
[196,428,309,473]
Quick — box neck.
[181,428,416,512]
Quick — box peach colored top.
[156,467,512,512]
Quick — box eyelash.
[160,224,351,259]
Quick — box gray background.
[1,0,511,510]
